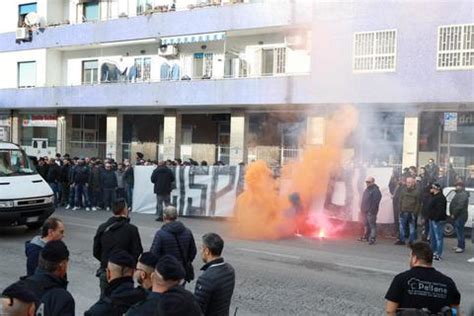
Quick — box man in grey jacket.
[449,182,470,253]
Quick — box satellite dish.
[24,12,45,27]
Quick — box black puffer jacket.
[194,258,235,316]
[15,269,75,316]
[150,221,197,280]
[93,216,143,269]
[101,169,118,189]
[428,192,447,222]
[85,277,147,316]
[46,163,61,183]
[161,285,202,316]
[360,184,382,215]
[151,166,175,195]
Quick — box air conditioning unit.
[285,34,305,48]
[158,45,178,56]
[16,27,30,41]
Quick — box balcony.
[0,1,312,53]
[0,74,312,109]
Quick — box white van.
[443,186,474,237]
[0,142,55,229]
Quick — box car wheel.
[26,222,44,230]
[443,222,455,237]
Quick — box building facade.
[0,0,473,175]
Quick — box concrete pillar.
[10,111,21,144]
[106,111,123,161]
[56,111,68,155]
[306,115,326,146]
[162,110,182,161]
[229,109,248,165]
[402,112,420,168]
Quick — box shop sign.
[22,115,57,128]
[444,112,457,132]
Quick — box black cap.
[108,249,136,269]
[431,183,442,190]
[136,152,144,159]
[155,255,185,281]
[2,283,38,304]
[41,240,69,263]
[139,252,158,269]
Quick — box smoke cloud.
[233,105,359,240]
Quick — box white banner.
[133,166,395,223]
[22,115,57,128]
[133,166,243,217]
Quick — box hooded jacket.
[126,291,164,316]
[17,269,75,316]
[449,189,470,222]
[360,184,382,215]
[161,285,202,316]
[194,258,235,316]
[85,276,147,316]
[93,216,143,269]
[25,236,46,276]
[428,192,447,222]
[399,186,422,214]
[150,221,197,279]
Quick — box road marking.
[66,222,97,229]
[236,247,301,260]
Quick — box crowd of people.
[1,202,235,316]
[360,158,473,263]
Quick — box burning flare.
[233,105,359,240]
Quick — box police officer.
[86,250,147,316]
[93,199,143,297]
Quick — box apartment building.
[0,0,472,173]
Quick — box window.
[82,60,98,84]
[134,57,152,81]
[193,53,213,78]
[83,1,99,21]
[437,24,474,70]
[137,0,153,15]
[18,2,37,27]
[17,61,36,88]
[353,29,397,73]
[261,47,287,76]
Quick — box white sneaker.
[85,207,91,211]
[467,257,474,263]
[65,205,71,210]
[106,207,111,211]
[96,206,102,210]
[92,207,97,211]
[452,246,458,250]
[455,248,464,253]
[72,207,80,211]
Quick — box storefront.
[20,114,57,158]
[0,114,10,142]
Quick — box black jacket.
[124,167,134,187]
[16,269,75,316]
[150,221,197,279]
[72,165,89,185]
[46,163,61,183]
[85,277,147,316]
[126,291,164,316]
[89,166,102,189]
[161,285,202,316]
[360,184,382,215]
[60,164,71,183]
[428,192,447,222]
[449,190,469,222]
[101,169,118,189]
[194,258,235,316]
[93,216,143,269]
[37,164,50,180]
[151,166,175,195]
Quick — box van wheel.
[26,222,44,230]
[443,222,455,237]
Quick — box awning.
[160,32,226,45]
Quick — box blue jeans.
[48,182,59,207]
[399,212,416,243]
[454,217,466,250]
[126,185,133,209]
[363,212,377,240]
[74,184,91,208]
[429,220,445,257]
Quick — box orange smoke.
[233,105,359,240]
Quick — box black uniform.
[85,277,147,316]
[194,258,235,316]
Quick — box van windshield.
[0,149,37,176]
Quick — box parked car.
[443,187,474,237]
[0,142,55,229]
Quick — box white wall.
[46,49,62,86]
[46,0,64,25]
[0,49,47,88]
[0,0,54,34]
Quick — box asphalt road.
[1,209,473,315]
